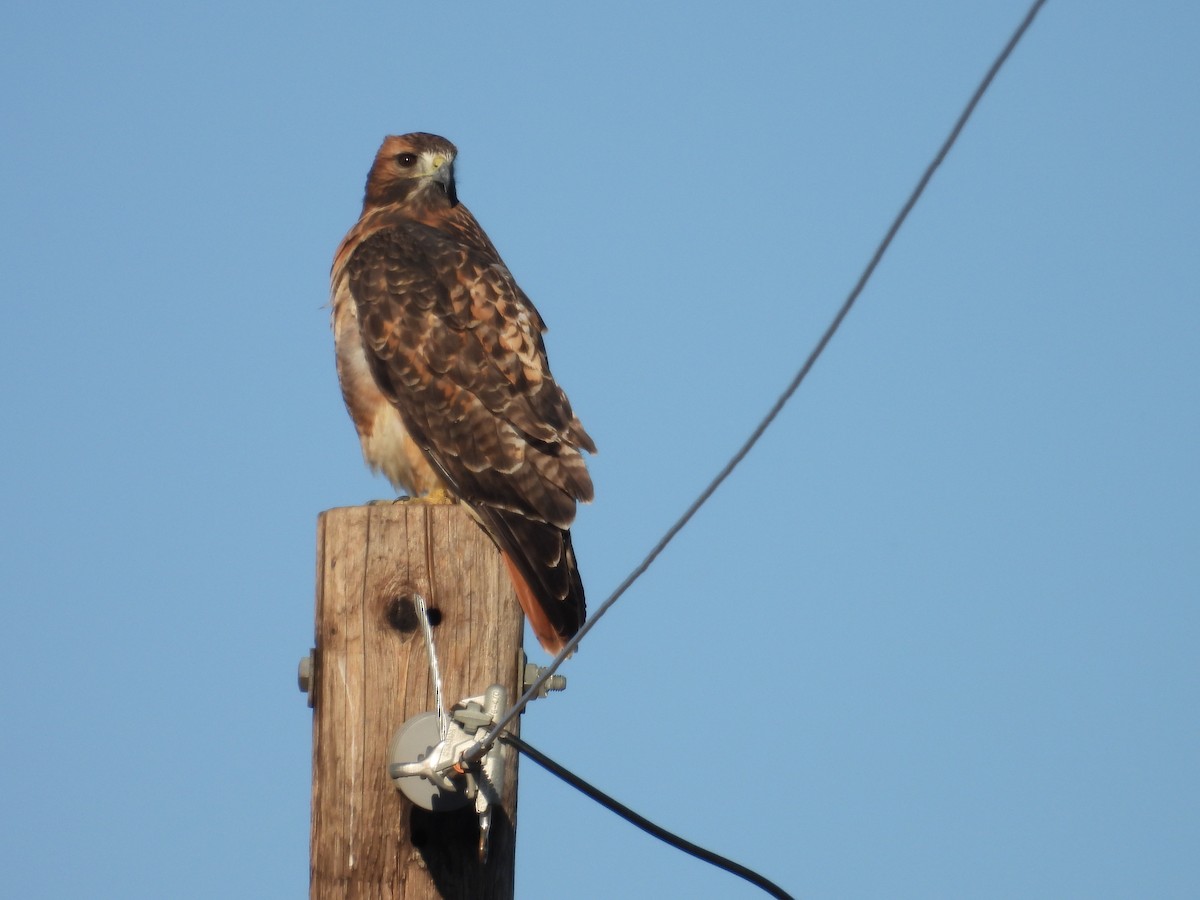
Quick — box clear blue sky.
[2,2,1197,897]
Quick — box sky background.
[2,1,1198,898]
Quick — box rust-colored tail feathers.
[489,510,585,656]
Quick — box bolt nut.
[522,662,567,698]
[298,651,315,707]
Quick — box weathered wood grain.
[310,502,522,899]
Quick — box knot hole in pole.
[385,592,443,633]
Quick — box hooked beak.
[430,155,458,205]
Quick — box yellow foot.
[417,487,458,505]
[365,489,457,506]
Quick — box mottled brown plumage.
[331,133,594,654]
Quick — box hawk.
[331,133,595,655]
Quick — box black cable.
[469,0,1049,765]
[500,733,795,900]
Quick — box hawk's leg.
[416,486,456,505]
[366,489,457,506]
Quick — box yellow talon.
[371,488,456,506]
[421,487,457,505]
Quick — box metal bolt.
[522,662,567,698]
[298,651,315,707]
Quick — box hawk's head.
[363,133,459,210]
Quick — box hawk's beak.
[430,155,458,206]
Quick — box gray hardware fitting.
[297,651,315,708]
[387,683,508,862]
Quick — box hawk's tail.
[487,511,586,656]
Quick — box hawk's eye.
[395,153,419,168]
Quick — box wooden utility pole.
[307,502,523,899]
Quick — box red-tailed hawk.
[331,133,594,655]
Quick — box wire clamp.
[386,684,508,861]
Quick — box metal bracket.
[386,684,509,861]
[386,712,472,809]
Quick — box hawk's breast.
[332,272,442,495]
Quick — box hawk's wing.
[345,214,594,648]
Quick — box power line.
[500,733,795,899]
[467,0,1049,766]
